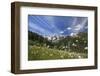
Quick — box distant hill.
[28,31,52,46]
[28,31,44,42]
[28,31,87,53]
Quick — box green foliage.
[28,45,87,60]
[28,31,88,60]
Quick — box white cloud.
[74,24,82,31]
[43,16,55,28]
[44,16,61,34]
[72,18,77,26]
[60,31,64,34]
[70,18,88,34]
[67,27,72,30]
[74,18,88,32]
[29,21,52,35]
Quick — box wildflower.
[84,47,88,50]
[47,45,50,48]
[72,43,76,46]
[78,56,81,59]
[76,40,78,42]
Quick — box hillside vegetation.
[28,31,88,60]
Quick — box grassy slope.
[28,45,87,60]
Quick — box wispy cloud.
[60,31,64,34]
[73,18,88,33]
[74,24,82,31]
[28,15,88,36]
[67,27,72,30]
[29,21,53,36]
[43,16,61,34]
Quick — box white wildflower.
[78,56,81,59]
[72,43,76,46]
[84,47,88,50]
[76,40,78,42]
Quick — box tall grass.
[28,45,87,60]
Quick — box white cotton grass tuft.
[72,43,76,46]
[84,47,88,50]
[78,56,81,59]
[76,40,78,42]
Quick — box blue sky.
[28,15,88,36]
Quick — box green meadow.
[28,45,87,60]
[28,31,88,60]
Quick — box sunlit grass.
[28,45,87,60]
